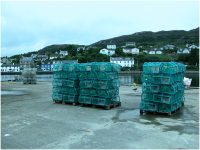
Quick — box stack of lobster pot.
[62,63,80,103]
[78,62,121,106]
[52,63,67,102]
[140,62,186,114]
[22,68,37,84]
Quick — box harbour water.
[1,74,199,87]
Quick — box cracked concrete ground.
[1,81,199,149]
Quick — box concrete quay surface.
[1,81,199,149]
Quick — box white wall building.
[100,48,115,55]
[1,64,20,72]
[60,51,68,56]
[110,57,134,67]
[149,51,156,54]
[123,48,139,54]
[107,44,116,50]
[126,42,136,46]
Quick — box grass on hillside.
[146,54,172,59]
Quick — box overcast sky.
[1,0,199,57]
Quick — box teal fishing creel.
[97,72,118,80]
[158,102,177,112]
[92,97,112,106]
[112,95,120,104]
[141,73,153,83]
[79,63,93,72]
[68,72,79,80]
[88,88,99,96]
[78,72,88,80]
[92,62,113,72]
[63,63,80,72]
[142,82,160,93]
[52,86,61,93]
[79,80,93,88]
[99,80,112,89]
[63,79,79,88]
[141,93,153,102]
[111,63,121,72]
[52,79,63,86]
[79,88,90,95]
[87,71,98,79]
[153,93,176,104]
[143,62,164,73]
[98,89,118,98]
[60,86,68,94]
[140,101,158,111]
[68,87,79,95]
[160,82,178,94]
[79,95,92,104]
[63,94,79,102]
[53,63,64,72]
[52,93,63,101]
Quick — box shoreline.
[1,70,199,75]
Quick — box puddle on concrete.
[115,106,199,134]
[1,91,28,95]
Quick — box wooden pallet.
[62,101,78,106]
[80,102,121,110]
[53,100,78,106]
[140,102,184,116]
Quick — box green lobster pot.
[89,88,99,96]
[92,97,112,106]
[60,71,68,79]
[142,82,160,93]
[60,86,68,94]
[53,63,64,72]
[112,79,120,88]
[111,63,121,72]
[53,72,61,79]
[112,95,120,104]
[68,72,79,80]
[79,80,93,88]
[93,80,100,89]
[63,63,80,72]
[79,63,93,72]
[176,100,182,108]
[99,89,117,98]
[141,73,153,83]
[68,87,79,95]
[143,62,163,73]
[52,93,63,101]
[175,73,184,82]
[140,101,158,111]
[52,86,61,93]
[79,88,90,95]
[98,72,118,80]
[161,74,176,85]
[161,62,179,74]
[160,82,178,95]
[63,94,79,102]
[79,95,92,104]
[99,80,112,89]
[88,71,98,79]
[158,102,177,112]
[152,74,162,84]
[92,62,113,72]
[141,93,153,102]
[78,72,87,80]
[153,94,162,103]
[52,79,63,86]
[63,79,79,88]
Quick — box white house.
[183,48,190,54]
[50,54,61,60]
[77,47,85,51]
[188,45,199,49]
[123,48,139,54]
[100,48,115,55]
[60,51,68,56]
[164,44,175,49]
[107,44,116,50]
[1,64,20,72]
[149,51,156,54]
[156,51,162,54]
[126,42,136,46]
[143,50,148,53]
[110,57,134,67]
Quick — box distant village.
[1,42,199,72]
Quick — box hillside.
[91,27,199,49]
